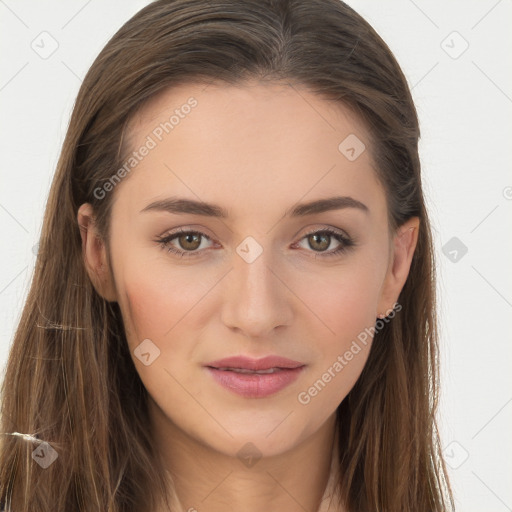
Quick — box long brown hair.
[0,0,454,510]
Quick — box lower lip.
[205,366,305,398]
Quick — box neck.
[149,399,341,512]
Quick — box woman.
[0,0,454,510]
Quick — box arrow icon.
[440,31,469,59]
[338,134,365,161]
[236,236,263,263]
[237,441,262,468]
[31,442,59,468]
[442,237,468,263]
[134,339,161,366]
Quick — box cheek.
[296,257,383,344]
[119,272,196,410]
[117,261,215,390]
[293,259,382,407]
[119,262,208,344]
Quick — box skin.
[78,81,419,512]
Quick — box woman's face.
[81,81,418,459]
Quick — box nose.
[220,243,294,339]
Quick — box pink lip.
[206,355,305,371]
[205,367,305,398]
[204,355,306,398]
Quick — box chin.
[205,420,310,459]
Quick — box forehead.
[127,79,368,148]
[114,80,385,223]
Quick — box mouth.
[205,354,305,371]
[211,367,287,374]
[204,355,306,398]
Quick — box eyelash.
[155,226,355,260]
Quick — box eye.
[155,227,355,259]
[155,228,215,258]
[292,227,355,258]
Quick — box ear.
[376,217,420,318]
[77,203,118,302]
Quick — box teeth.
[218,367,280,374]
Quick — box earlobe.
[376,217,420,317]
[77,203,118,302]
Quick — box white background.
[1,1,511,510]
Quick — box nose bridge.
[220,237,292,336]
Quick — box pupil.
[181,233,200,249]
[311,234,329,251]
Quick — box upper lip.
[205,355,305,371]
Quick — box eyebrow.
[140,195,369,218]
